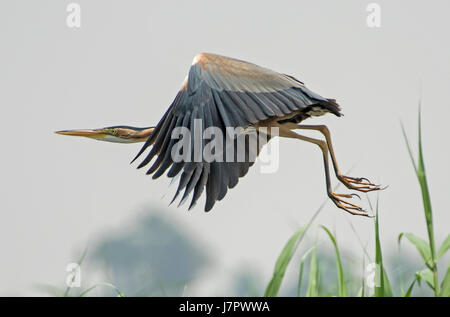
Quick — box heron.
[56,53,381,216]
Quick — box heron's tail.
[323,98,342,117]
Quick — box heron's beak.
[55,126,155,143]
[55,129,109,140]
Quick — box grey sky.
[1,0,449,295]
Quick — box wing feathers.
[151,115,184,179]
[134,53,341,211]
[145,115,178,174]
[189,165,209,210]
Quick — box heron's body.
[56,53,381,216]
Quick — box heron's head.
[55,126,155,143]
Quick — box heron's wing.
[133,53,340,211]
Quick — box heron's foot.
[338,175,382,192]
[328,192,371,217]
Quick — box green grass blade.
[398,233,432,268]
[416,107,439,295]
[265,166,359,298]
[416,268,435,290]
[297,247,314,297]
[297,260,305,297]
[401,107,439,295]
[374,198,384,297]
[373,198,392,297]
[265,181,339,297]
[382,269,393,297]
[440,265,450,297]
[404,277,417,297]
[400,121,418,174]
[306,245,319,297]
[320,225,347,297]
[356,287,363,297]
[317,264,322,296]
[264,226,308,297]
[361,255,365,297]
[437,235,450,260]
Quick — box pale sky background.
[1,0,449,296]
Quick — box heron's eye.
[104,128,117,135]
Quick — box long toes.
[339,199,361,209]
[334,201,369,216]
[347,209,371,217]
[329,191,372,217]
[334,193,354,198]
[341,179,382,192]
[352,186,380,192]
[344,176,371,183]
[351,181,377,186]
[330,193,364,210]
[347,179,378,186]
[334,192,361,200]
[342,176,380,187]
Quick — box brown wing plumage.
[133,53,340,211]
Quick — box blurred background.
[0,0,449,296]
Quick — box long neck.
[120,126,155,143]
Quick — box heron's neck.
[126,126,155,143]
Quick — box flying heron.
[56,53,381,216]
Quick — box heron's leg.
[282,123,381,192]
[275,124,369,216]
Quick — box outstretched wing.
[133,53,340,211]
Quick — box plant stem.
[417,108,439,296]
